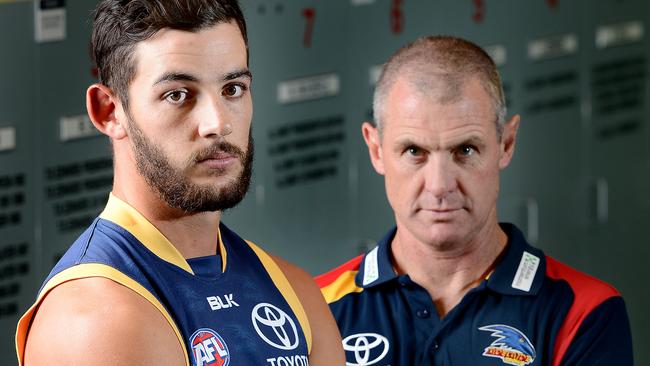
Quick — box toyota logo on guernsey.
[342,333,389,366]
[251,303,299,350]
[190,328,230,366]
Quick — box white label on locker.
[34,1,66,43]
[59,115,100,142]
[369,65,382,86]
[0,127,16,152]
[527,34,578,61]
[484,44,507,67]
[351,0,376,5]
[595,21,644,49]
[277,73,340,104]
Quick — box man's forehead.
[387,116,491,142]
[381,77,497,141]
[132,23,247,80]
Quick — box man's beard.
[125,116,253,213]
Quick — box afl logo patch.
[190,328,230,366]
[251,303,300,350]
[342,333,389,366]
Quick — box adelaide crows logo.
[479,324,536,365]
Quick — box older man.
[317,36,632,366]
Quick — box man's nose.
[197,95,232,138]
[423,154,458,198]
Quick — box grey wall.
[1,0,648,364]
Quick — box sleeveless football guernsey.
[16,194,311,366]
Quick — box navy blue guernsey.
[17,195,311,366]
[317,223,633,366]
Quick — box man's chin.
[190,168,244,188]
[416,223,470,250]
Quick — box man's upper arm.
[272,255,346,366]
[23,277,185,366]
[558,296,633,366]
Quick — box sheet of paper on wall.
[0,126,16,152]
[34,0,66,43]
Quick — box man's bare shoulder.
[24,277,185,366]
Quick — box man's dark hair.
[91,0,248,108]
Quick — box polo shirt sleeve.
[558,296,633,366]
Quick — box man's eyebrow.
[393,135,486,151]
[455,135,486,149]
[224,69,252,82]
[394,137,421,151]
[152,69,252,86]
[153,72,199,86]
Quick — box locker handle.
[526,198,539,244]
[595,178,609,224]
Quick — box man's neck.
[391,220,508,318]
[112,183,222,259]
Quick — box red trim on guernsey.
[546,256,620,366]
[315,255,364,288]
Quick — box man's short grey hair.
[372,35,507,139]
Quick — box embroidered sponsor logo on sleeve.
[511,251,540,292]
[190,328,230,366]
[362,247,380,286]
[342,333,389,366]
[479,324,536,366]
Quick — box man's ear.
[498,114,520,170]
[86,83,127,139]
[362,122,385,175]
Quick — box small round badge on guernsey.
[190,328,231,366]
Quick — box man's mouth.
[197,152,238,169]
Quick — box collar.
[100,193,228,275]
[354,227,399,288]
[486,223,546,296]
[355,223,546,296]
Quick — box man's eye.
[458,145,476,156]
[406,146,422,156]
[223,83,246,97]
[163,90,188,104]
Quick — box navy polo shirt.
[317,224,633,366]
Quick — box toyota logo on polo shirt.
[342,333,389,366]
[251,303,299,350]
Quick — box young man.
[16,1,344,365]
[317,36,633,365]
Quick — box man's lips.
[197,153,238,169]
[418,208,464,218]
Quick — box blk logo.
[190,328,230,366]
[342,333,389,366]
[251,303,299,350]
[207,294,239,311]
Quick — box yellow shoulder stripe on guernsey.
[217,228,228,272]
[15,263,189,366]
[100,193,194,274]
[247,241,313,354]
[320,270,364,304]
